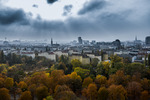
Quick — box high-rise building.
[78,37,82,44]
[146,36,150,45]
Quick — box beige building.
[20,51,35,58]
[53,51,68,57]
[38,52,56,61]
[86,54,102,63]
[69,54,90,65]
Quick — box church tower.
[51,38,53,45]
[135,36,137,42]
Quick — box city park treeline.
[0,50,150,100]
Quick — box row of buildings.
[0,36,150,65]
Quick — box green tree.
[57,62,67,72]
[59,55,68,64]
[74,67,90,79]
[71,59,81,69]
[0,50,5,63]
[91,58,99,67]
[148,54,150,67]
[110,55,122,68]
[45,96,53,100]
[96,61,110,77]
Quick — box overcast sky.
[0,0,150,42]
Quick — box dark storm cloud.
[78,0,106,15]
[47,0,58,4]
[0,0,150,41]
[32,19,66,32]
[62,5,73,16]
[32,4,38,8]
[0,8,30,25]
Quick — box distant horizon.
[0,35,147,44]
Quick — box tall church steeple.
[51,38,53,45]
[135,36,137,41]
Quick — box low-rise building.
[38,52,56,61]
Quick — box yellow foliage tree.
[87,83,97,100]
[19,91,32,100]
[4,77,14,89]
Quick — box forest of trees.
[0,50,150,100]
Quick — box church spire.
[135,36,137,41]
[51,38,53,45]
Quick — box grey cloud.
[47,0,58,4]
[0,0,150,41]
[62,5,73,16]
[32,4,38,8]
[0,8,30,25]
[78,0,106,15]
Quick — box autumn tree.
[0,77,4,88]
[98,87,108,100]
[96,61,110,77]
[127,81,142,100]
[0,64,8,74]
[141,78,150,91]
[87,83,97,100]
[4,77,14,89]
[19,91,32,100]
[36,85,49,100]
[28,72,49,88]
[68,72,82,93]
[140,90,149,100]
[108,85,127,100]
[0,88,10,100]
[54,85,77,100]
[28,84,36,100]
[95,75,107,87]
[17,81,27,92]
[108,70,128,86]
[82,77,93,88]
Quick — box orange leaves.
[82,77,93,88]
[127,81,142,100]
[4,77,14,89]
[0,88,10,100]
[108,85,127,100]
[19,91,32,100]
[87,83,98,100]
